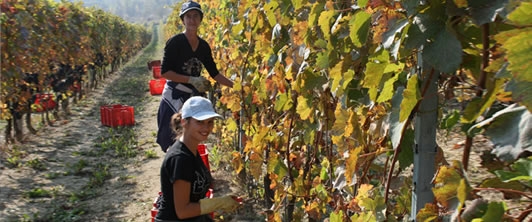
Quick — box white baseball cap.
[182,96,221,120]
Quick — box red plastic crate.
[149,79,165,95]
[147,60,161,70]
[33,93,57,112]
[152,66,162,79]
[99,104,134,127]
[198,144,210,171]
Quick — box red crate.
[147,60,161,70]
[149,79,165,95]
[33,93,57,112]
[198,144,210,171]
[99,104,134,127]
[152,66,162,79]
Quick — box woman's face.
[183,117,215,142]
[182,10,202,31]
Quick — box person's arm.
[172,179,201,219]
[213,73,234,88]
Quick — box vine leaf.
[389,86,406,149]
[296,95,312,121]
[461,78,504,124]
[399,74,420,122]
[469,104,531,161]
[363,49,389,101]
[468,0,508,26]
[416,203,439,222]
[432,161,471,209]
[494,157,532,185]
[506,2,532,26]
[345,146,363,186]
[422,28,462,73]
[477,202,506,222]
[348,10,371,48]
[231,151,244,174]
[318,10,336,39]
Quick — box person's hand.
[188,76,210,92]
[199,195,242,214]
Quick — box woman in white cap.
[157,1,234,153]
[155,96,241,221]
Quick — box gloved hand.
[188,76,210,92]
[199,195,241,215]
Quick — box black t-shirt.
[161,33,219,90]
[156,141,213,221]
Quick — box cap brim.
[191,111,222,121]
[180,7,203,17]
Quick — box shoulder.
[166,33,186,45]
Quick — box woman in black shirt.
[157,0,234,152]
[156,96,240,221]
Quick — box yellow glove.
[199,195,240,215]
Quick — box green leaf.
[349,10,371,48]
[318,10,336,39]
[503,28,532,82]
[329,210,343,222]
[274,92,292,112]
[389,86,406,149]
[507,2,532,26]
[363,49,390,101]
[376,72,399,103]
[316,51,329,70]
[308,1,325,26]
[494,157,532,183]
[461,78,504,124]
[398,129,414,170]
[440,110,460,130]
[400,74,420,122]
[470,104,532,161]
[468,0,509,26]
[422,28,462,73]
[481,202,506,222]
[264,1,279,27]
[506,79,532,112]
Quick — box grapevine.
[163,0,532,221]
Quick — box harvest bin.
[33,93,57,112]
[152,65,162,79]
[150,144,213,222]
[147,60,161,70]
[149,79,165,95]
[100,104,135,127]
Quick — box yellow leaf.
[296,96,313,120]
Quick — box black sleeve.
[199,40,220,78]
[166,154,195,184]
[161,35,181,74]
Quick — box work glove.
[199,195,241,215]
[188,76,210,93]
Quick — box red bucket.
[149,79,165,95]
[152,66,162,79]
[198,144,210,171]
